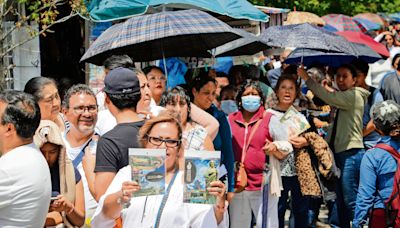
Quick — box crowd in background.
[0,26,400,228]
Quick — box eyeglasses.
[72,105,97,114]
[148,76,166,82]
[146,135,181,148]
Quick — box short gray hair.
[372,100,400,135]
[62,84,96,109]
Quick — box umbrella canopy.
[212,29,269,57]
[323,24,338,33]
[284,11,325,26]
[285,43,382,67]
[354,13,388,27]
[260,23,356,55]
[336,31,390,57]
[353,17,381,31]
[322,14,365,32]
[389,13,400,23]
[86,0,268,22]
[80,9,241,65]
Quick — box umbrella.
[389,13,400,23]
[322,14,365,32]
[212,29,269,57]
[323,24,338,33]
[285,43,382,67]
[259,23,356,55]
[80,9,241,65]
[86,0,268,22]
[336,31,390,57]
[354,13,388,27]
[284,11,325,26]
[353,17,381,31]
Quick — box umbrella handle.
[162,49,168,89]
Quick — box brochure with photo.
[280,106,311,136]
[128,148,166,197]
[183,150,221,204]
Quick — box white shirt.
[0,143,51,228]
[92,166,229,228]
[95,99,165,136]
[63,136,98,217]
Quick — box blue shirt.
[207,105,235,192]
[267,68,282,89]
[353,139,400,227]
[363,87,384,149]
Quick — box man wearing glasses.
[62,84,99,225]
[93,67,145,202]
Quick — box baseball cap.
[104,67,140,94]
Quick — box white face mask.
[220,100,238,115]
[241,95,261,113]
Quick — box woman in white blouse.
[91,111,228,227]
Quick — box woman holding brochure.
[265,75,309,228]
[91,111,228,228]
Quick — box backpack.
[375,144,400,228]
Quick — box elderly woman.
[353,100,400,227]
[91,111,228,227]
[24,77,66,131]
[34,120,85,227]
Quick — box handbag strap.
[241,111,266,163]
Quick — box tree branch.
[0,12,78,59]
[0,0,65,43]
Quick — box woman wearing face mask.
[228,80,285,228]
[191,76,235,201]
[219,85,238,116]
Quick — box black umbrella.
[260,23,357,55]
[81,9,241,65]
[285,43,382,67]
[212,29,269,57]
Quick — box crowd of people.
[0,27,400,228]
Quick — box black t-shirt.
[94,121,144,173]
[50,161,81,195]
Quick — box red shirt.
[229,107,272,191]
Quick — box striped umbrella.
[80,9,241,65]
[322,14,366,32]
[354,13,388,27]
[353,17,381,31]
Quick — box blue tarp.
[85,0,268,22]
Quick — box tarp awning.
[86,0,269,22]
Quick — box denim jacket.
[353,139,400,227]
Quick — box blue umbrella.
[389,13,400,22]
[322,24,338,32]
[212,29,269,57]
[353,17,381,31]
[260,23,357,55]
[86,0,268,22]
[285,43,381,67]
[80,9,241,65]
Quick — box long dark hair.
[189,75,216,101]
